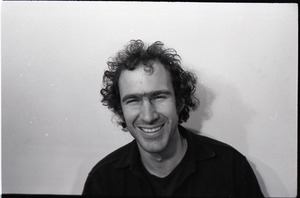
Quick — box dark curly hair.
[100,40,199,128]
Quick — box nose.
[140,99,159,124]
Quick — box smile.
[139,125,164,133]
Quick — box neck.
[140,129,188,177]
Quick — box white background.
[1,2,298,197]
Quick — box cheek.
[122,106,140,124]
[157,101,178,117]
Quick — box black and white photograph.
[1,2,298,197]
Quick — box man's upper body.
[83,125,264,197]
[83,40,264,197]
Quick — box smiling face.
[119,61,181,155]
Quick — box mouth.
[139,124,164,133]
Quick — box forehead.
[118,62,174,96]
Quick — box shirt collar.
[114,138,140,169]
[179,125,216,161]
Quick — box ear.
[117,112,128,132]
[120,121,128,132]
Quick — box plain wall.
[1,2,298,197]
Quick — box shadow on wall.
[248,160,269,197]
[184,81,215,133]
[185,76,257,153]
[249,158,290,197]
[184,77,270,197]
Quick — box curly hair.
[100,39,199,128]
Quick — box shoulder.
[184,127,246,160]
[195,133,238,151]
[87,140,134,176]
[186,129,252,173]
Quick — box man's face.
[118,61,180,154]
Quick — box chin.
[141,141,167,153]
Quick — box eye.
[125,98,139,104]
[153,95,167,100]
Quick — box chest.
[112,163,235,196]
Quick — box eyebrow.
[121,90,172,103]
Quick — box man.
[82,40,264,197]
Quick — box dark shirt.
[82,125,264,197]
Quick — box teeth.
[140,126,162,133]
